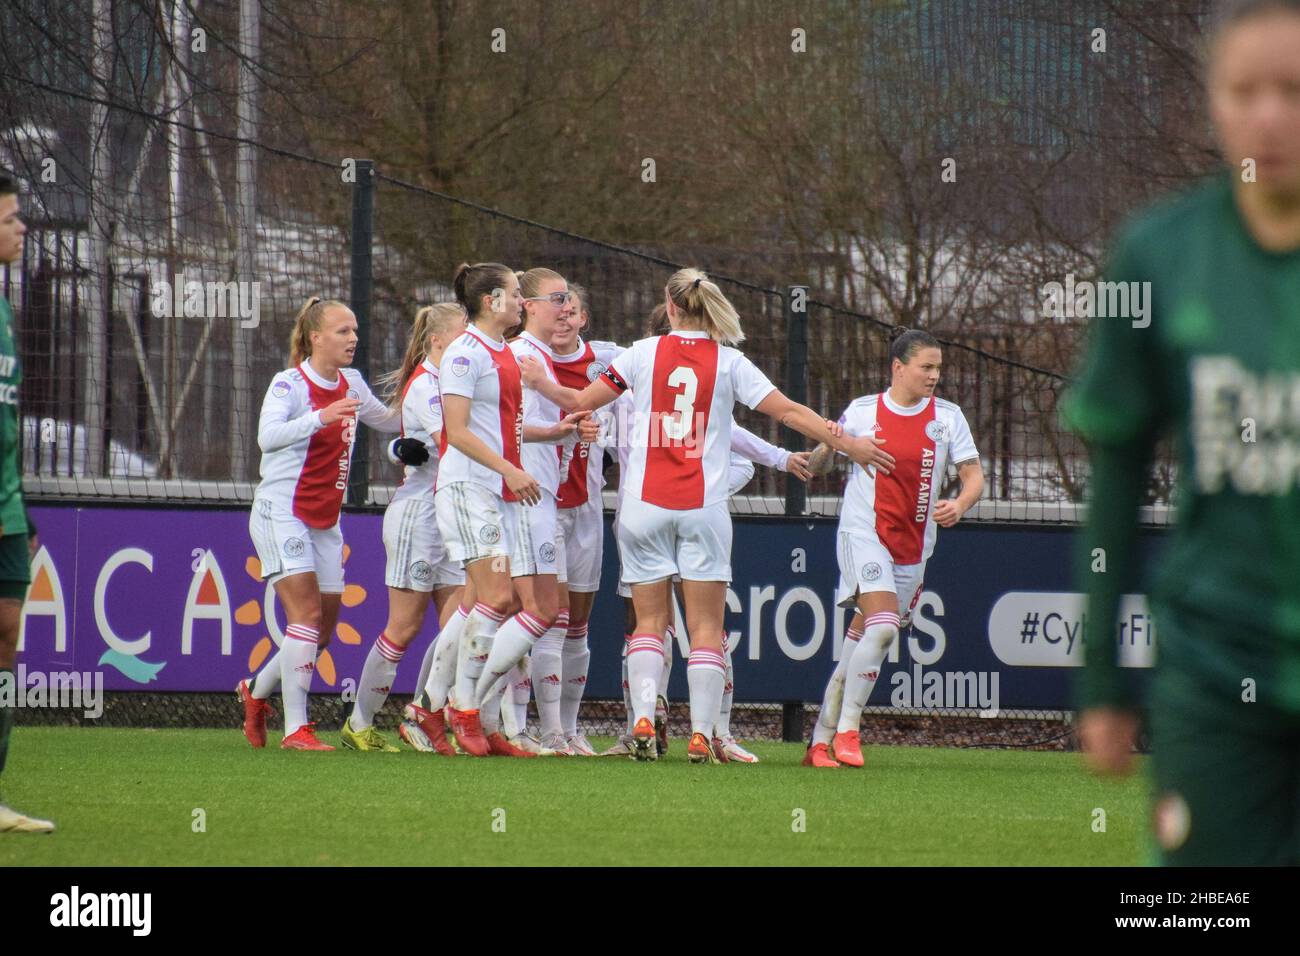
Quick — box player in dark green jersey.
[1064,0,1300,865]
[0,169,52,833]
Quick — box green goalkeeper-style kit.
[1064,173,1300,864]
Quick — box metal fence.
[1,132,1175,520]
[0,0,1199,521]
[2,0,1198,744]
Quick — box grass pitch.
[1,728,1147,866]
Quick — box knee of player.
[523,598,560,628]
[863,622,899,655]
[381,623,419,648]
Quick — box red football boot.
[236,679,274,749]
[402,702,457,756]
[831,731,864,768]
[802,742,841,768]
[281,723,335,751]
[447,706,491,757]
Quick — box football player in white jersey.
[409,263,535,758]
[338,302,468,752]
[473,268,599,756]
[413,263,588,759]
[545,282,623,755]
[530,268,889,763]
[595,305,817,763]
[238,297,404,751]
[804,329,984,768]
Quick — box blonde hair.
[288,297,349,366]
[518,267,565,300]
[514,267,567,339]
[377,302,465,407]
[665,268,744,345]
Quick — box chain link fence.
[2,0,1209,746]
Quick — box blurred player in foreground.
[804,329,983,768]
[0,169,52,833]
[1066,0,1300,864]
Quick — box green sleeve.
[1075,443,1147,710]
[1060,228,1165,712]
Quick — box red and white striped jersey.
[838,391,979,564]
[553,338,624,509]
[601,331,776,510]
[509,330,571,499]
[255,363,401,529]
[390,358,442,506]
[436,325,524,501]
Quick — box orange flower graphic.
[236,544,368,687]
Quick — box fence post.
[231,0,259,483]
[782,701,804,742]
[348,159,375,506]
[783,285,809,516]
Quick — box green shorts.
[1148,605,1300,866]
[0,532,30,599]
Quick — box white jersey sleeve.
[729,421,789,471]
[439,342,492,400]
[726,453,756,496]
[728,351,778,410]
[390,363,443,504]
[345,369,402,433]
[603,339,646,395]
[257,371,323,453]
[948,407,979,464]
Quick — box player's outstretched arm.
[754,391,895,474]
[517,355,591,412]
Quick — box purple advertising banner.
[19,504,1162,709]
[20,506,418,694]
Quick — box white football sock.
[621,635,633,735]
[412,637,438,706]
[715,635,733,738]
[423,605,468,710]
[687,646,726,737]
[532,610,568,739]
[474,609,549,707]
[506,660,531,737]
[838,613,899,733]
[453,603,504,710]
[350,633,403,732]
[251,649,281,699]
[480,673,509,735]
[657,625,675,700]
[281,623,319,736]
[813,621,864,746]
[626,632,665,728]
[561,621,590,738]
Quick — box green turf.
[0,727,1147,866]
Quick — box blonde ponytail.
[376,302,465,407]
[665,268,744,345]
[288,297,349,366]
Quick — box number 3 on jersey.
[662,366,698,441]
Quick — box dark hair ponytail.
[453,262,514,319]
[889,327,941,366]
